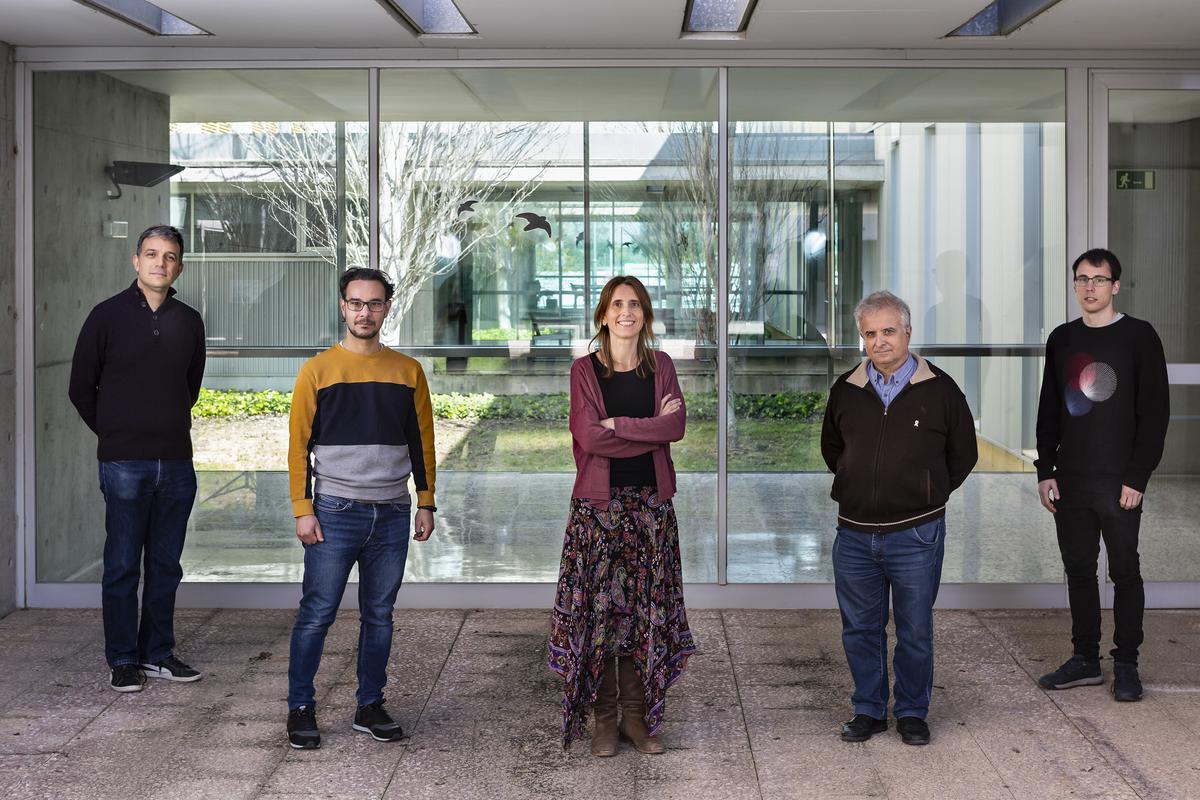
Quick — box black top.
[821,359,978,533]
[590,352,656,487]
[69,281,207,461]
[1035,315,1169,492]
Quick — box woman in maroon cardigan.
[547,275,696,756]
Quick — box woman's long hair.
[591,275,658,378]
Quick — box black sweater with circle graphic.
[1035,315,1169,492]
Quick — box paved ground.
[0,608,1197,799]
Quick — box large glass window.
[31,65,1085,591]
[33,69,367,583]
[380,68,719,582]
[727,68,1067,582]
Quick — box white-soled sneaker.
[110,664,146,693]
[140,655,202,682]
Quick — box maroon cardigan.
[569,349,686,507]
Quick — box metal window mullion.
[15,62,33,607]
[717,67,729,586]
[583,121,591,314]
[368,68,380,272]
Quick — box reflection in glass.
[727,68,1067,582]
[377,68,720,582]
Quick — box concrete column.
[0,43,15,616]
[33,72,169,583]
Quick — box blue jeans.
[288,494,411,709]
[832,517,945,720]
[98,459,197,667]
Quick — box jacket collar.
[847,353,935,388]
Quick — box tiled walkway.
[0,608,1197,799]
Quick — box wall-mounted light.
[105,160,185,200]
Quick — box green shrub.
[193,388,292,418]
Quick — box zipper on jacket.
[871,398,887,513]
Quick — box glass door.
[1092,72,1200,603]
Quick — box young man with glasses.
[285,267,437,749]
[1035,249,1169,702]
[69,225,206,692]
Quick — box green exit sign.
[1115,170,1155,190]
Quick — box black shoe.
[287,705,321,749]
[896,716,930,746]
[140,655,202,683]
[1038,655,1103,690]
[110,664,146,693]
[840,714,887,742]
[353,699,405,742]
[1111,663,1143,702]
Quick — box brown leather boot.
[617,656,665,754]
[590,657,619,757]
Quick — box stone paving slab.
[0,608,1197,799]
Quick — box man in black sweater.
[69,225,207,693]
[1035,249,1169,702]
[821,291,978,746]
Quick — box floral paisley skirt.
[547,486,696,749]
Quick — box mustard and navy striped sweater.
[288,344,436,517]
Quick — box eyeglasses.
[1073,275,1113,288]
[344,299,388,313]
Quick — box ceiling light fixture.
[373,0,477,37]
[946,0,1066,38]
[72,0,211,36]
[682,0,759,37]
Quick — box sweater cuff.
[1121,469,1150,494]
[417,490,436,509]
[292,499,314,518]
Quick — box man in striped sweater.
[285,267,437,750]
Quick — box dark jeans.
[98,459,197,667]
[1054,481,1144,665]
[288,494,411,710]
[832,517,945,720]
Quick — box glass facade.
[28,64,1193,593]
[727,68,1067,582]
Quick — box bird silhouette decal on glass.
[516,212,552,236]
[456,199,479,217]
[575,231,585,246]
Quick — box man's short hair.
[338,267,395,301]
[854,290,911,330]
[135,225,185,258]
[1071,248,1122,282]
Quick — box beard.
[347,322,381,340]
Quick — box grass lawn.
[439,419,825,473]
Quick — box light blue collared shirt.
[866,354,917,409]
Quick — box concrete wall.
[33,72,169,581]
[1,43,16,615]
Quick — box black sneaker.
[352,700,405,742]
[1111,663,1143,702]
[840,713,887,742]
[1038,655,1103,690]
[140,655,202,682]
[896,716,931,746]
[287,705,321,749]
[110,664,146,693]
